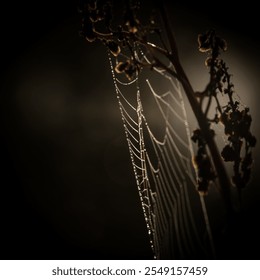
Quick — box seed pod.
[191,129,201,143]
[205,57,212,67]
[124,63,136,80]
[124,8,139,33]
[115,61,129,73]
[221,145,236,162]
[218,38,227,51]
[107,40,121,56]
[197,179,209,196]
[82,18,96,42]
[198,33,211,52]
[84,26,96,42]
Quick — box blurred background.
[0,0,260,259]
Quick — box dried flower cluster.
[79,0,169,80]
[193,30,256,195]
[79,2,256,199]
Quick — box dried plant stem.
[159,1,234,218]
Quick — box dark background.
[0,1,260,259]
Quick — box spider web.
[108,47,215,259]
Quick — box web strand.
[108,49,215,259]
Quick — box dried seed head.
[115,61,129,73]
[198,33,212,52]
[107,40,121,56]
[221,145,236,162]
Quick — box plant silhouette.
[79,0,256,259]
